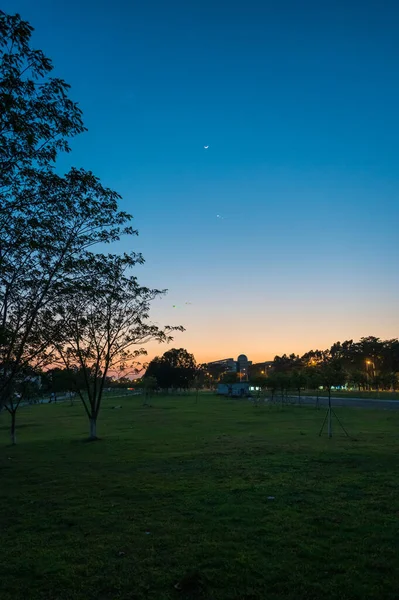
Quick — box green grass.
[1,395,399,600]
[300,389,399,400]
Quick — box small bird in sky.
[204,145,209,149]
[216,214,224,219]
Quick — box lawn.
[1,394,399,600]
[300,389,399,401]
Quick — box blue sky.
[4,0,399,361]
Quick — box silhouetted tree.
[273,353,302,373]
[201,362,230,385]
[51,253,182,439]
[303,366,323,407]
[2,366,41,444]
[145,348,196,392]
[0,12,134,411]
[290,370,307,405]
[219,372,239,384]
[140,376,157,405]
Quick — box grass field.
[1,395,399,600]
[300,389,399,401]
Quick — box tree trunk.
[328,390,332,438]
[89,417,97,440]
[11,411,16,445]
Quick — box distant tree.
[145,357,166,387]
[112,376,131,388]
[273,353,301,373]
[140,376,157,405]
[290,370,307,405]
[42,367,76,400]
[381,340,399,378]
[248,374,266,403]
[145,348,197,392]
[301,349,327,366]
[2,367,41,444]
[349,370,368,392]
[192,365,207,403]
[219,372,239,384]
[273,372,290,406]
[388,373,398,391]
[200,362,229,385]
[371,372,397,392]
[319,361,346,397]
[318,360,347,437]
[51,253,182,439]
[250,374,267,388]
[272,337,399,400]
[265,373,278,402]
[303,366,323,407]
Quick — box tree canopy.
[0,11,181,441]
[269,337,399,392]
[145,348,197,390]
[49,253,182,439]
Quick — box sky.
[4,0,399,364]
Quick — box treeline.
[0,13,180,444]
[267,336,399,392]
[202,337,399,393]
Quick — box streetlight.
[365,359,374,390]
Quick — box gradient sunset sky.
[5,0,399,363]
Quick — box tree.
[273,372,290,406]
[250,374,267,389]
[192,365,206,403]
[201,362,231,385]
[318,360,347,438]
[2,366,41,444]
[273,353,302,373]
[140,376,157,405]
[1,13,134,410]
[381,340,399,379]
[249,375,267,404]
[219,371,238,384]
[42,367,73,399]
[145,348,196,392]
[265,373,278,403]
[290,370,306,405]
[0,168,135,410]
[303,366,322,407]
[51,253,182,439]
[0,11,85,217]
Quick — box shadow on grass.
[0,423,39,431]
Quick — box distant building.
[236,354,251,380]
[249,361,274,378]
[207,354,253,379]
[206,357,236,373]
